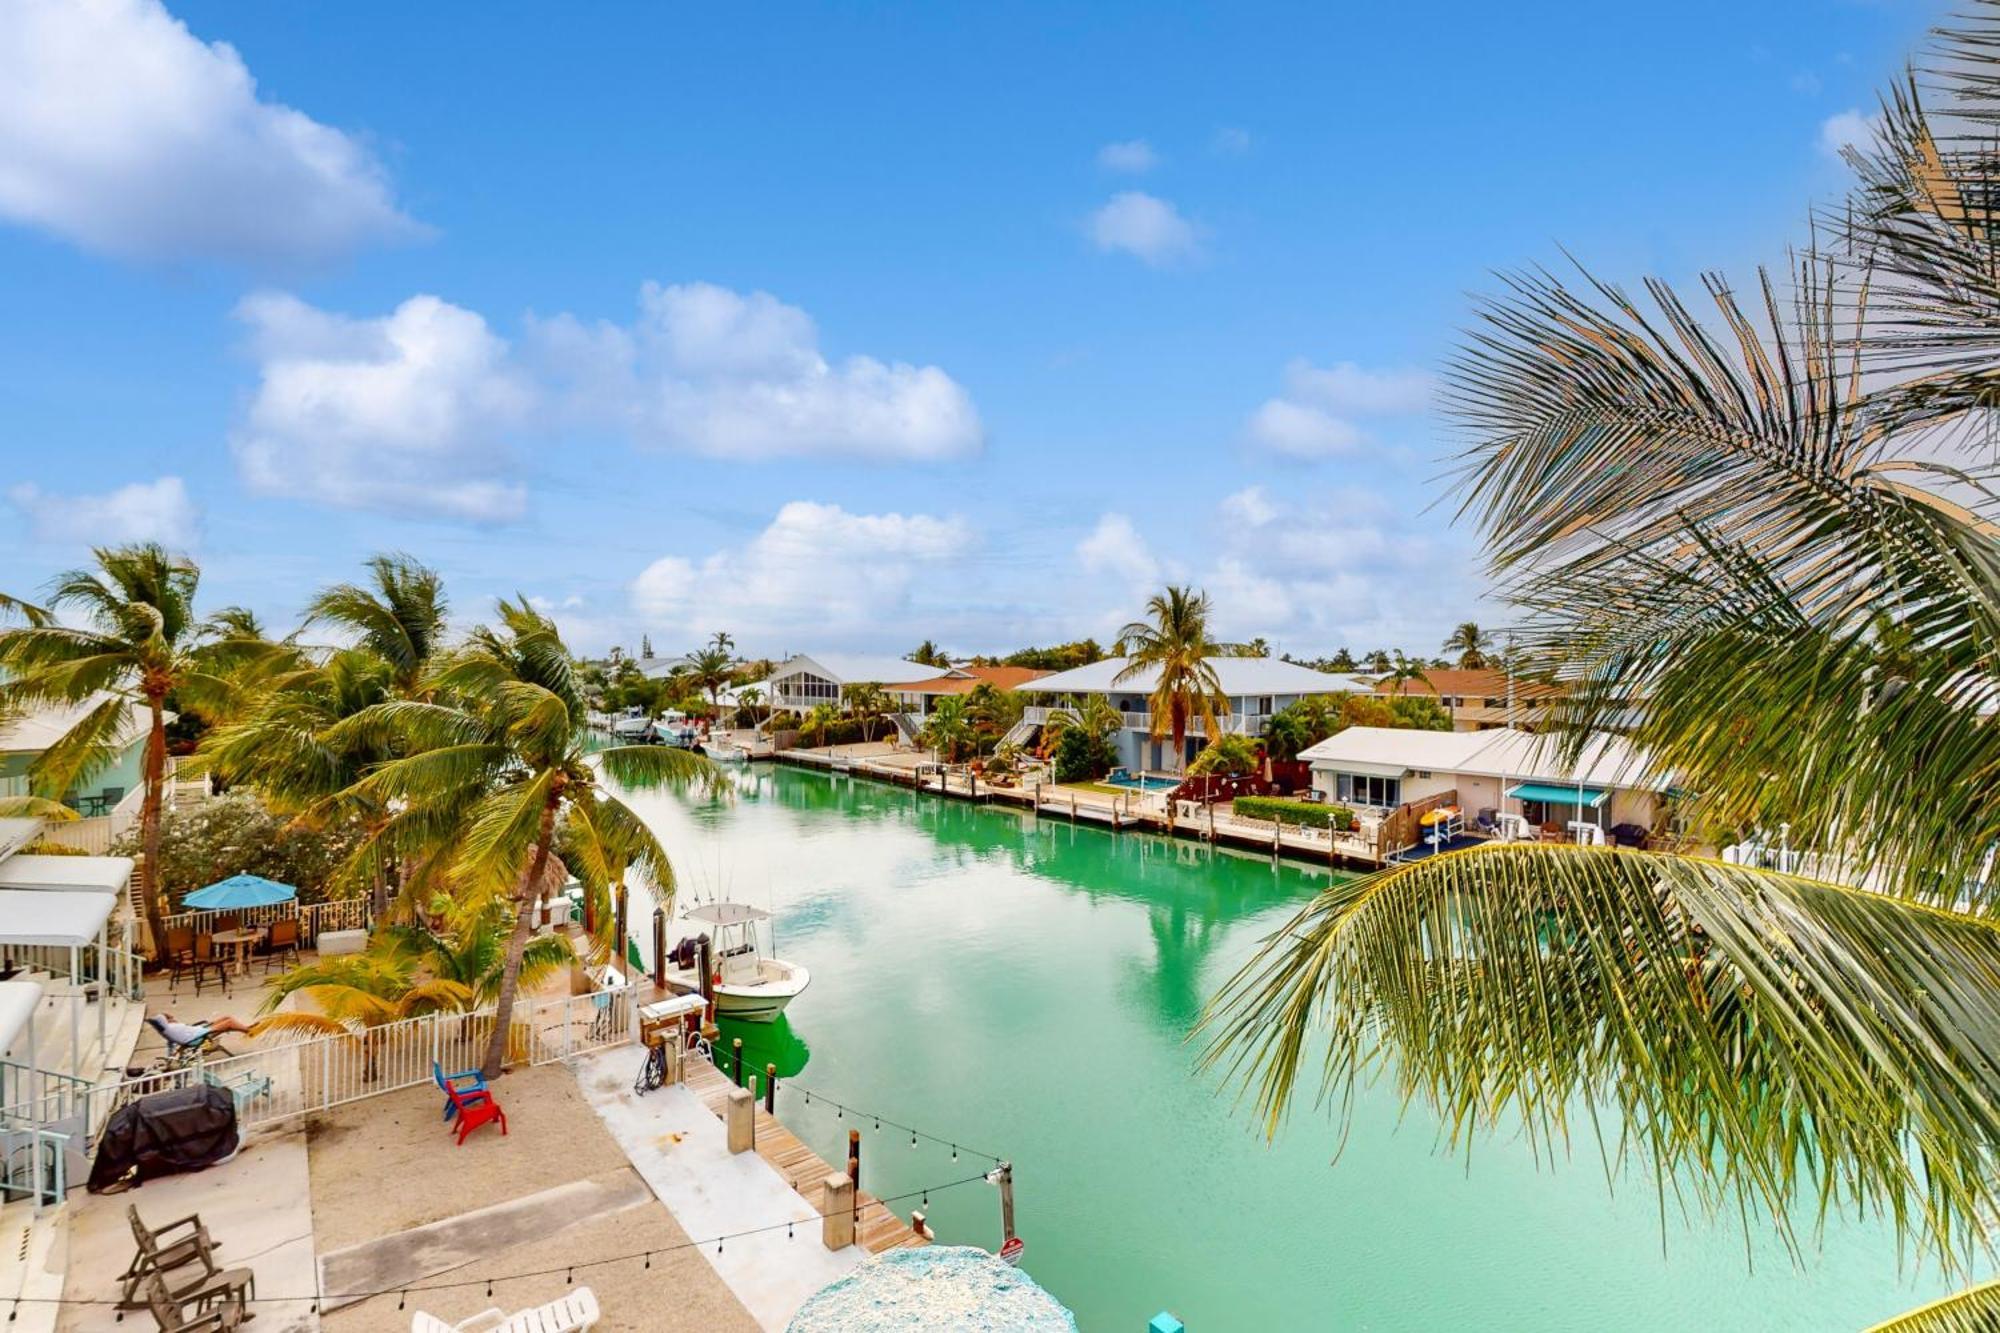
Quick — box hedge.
[1233,795,1356,832]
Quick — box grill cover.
[87,1084,239,1192]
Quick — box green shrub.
[112,792,368,909]
[1233,795,1355,832]
[1053,727,1115,782]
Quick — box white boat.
[703,740,750,763]
[667,902,809,1023]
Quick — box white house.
[1298,725,1674,842]
[764,654,950,712]
[1026,656,1355,772]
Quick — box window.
[1257,696,1273,715]
[1484,698,1503,709]
[1334,772,1403,808]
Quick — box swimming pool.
[1102,770,1179,792]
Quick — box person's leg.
[206,1016,254,1036]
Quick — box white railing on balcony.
[0,941,144,1004]
[0,1124,68,1213]
[161,897,370,949]
[0,984,638,1141]
[34,782,147,856]
[1022,704,1264,736]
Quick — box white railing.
[0,1124,68,1213]
[161,897,369,949]
[0,984,638,1140]
[1023,704,1261,736]
[0,941,144,1002]
[34,782,146,856]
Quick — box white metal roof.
[0,818,43,859]
[1029,656,1352,697]
[1299,726,1671,792]
[770,654,944,688]
[0,979,43,1057]
[0,888,113,947]
[0,854,135,894]
[0,692,151,754]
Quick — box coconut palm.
[1205,10,2000,1313]
[0,545,286,955]
[910,639,950,668]
[801,703,839,747]
[842,682,890,744]
[736,685,765,727]
[1036,693,1121,754]
[1378,651,1432,695]
[303,554,448,697]
[332,598,710,1077]
[1114,586,1239,770]
[682,643,735,714]
[965,683,1025,754]
[919,695,974,764]
[1440,622,1493,669]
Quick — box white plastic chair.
[411,1287,599,1333]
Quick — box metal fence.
[0,1124,67,1213]
[0,983,638,1143]
[161,897,370,948]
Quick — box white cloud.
[531,281,983,462]
[0,0,421,263]
[6,476,199,546]
[1087,191,1202,266]
[1210,127,1252,155]
[1244,358,1433,460]
[631,501,975,640]
[1219,485,1277,529]
[1820,108,1881,159]
[1076,514,1162,587]
[231,292,534,523]
[1096,139,1159,173]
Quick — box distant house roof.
[636,656,696,680]
[770,654,945,688]
[895,666,1053,695]
[1370,669,1557,701]
[1030,656,1352,696]
[1298,725,1668,791]
[0,693,151,754]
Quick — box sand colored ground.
[308,1064,757,1332]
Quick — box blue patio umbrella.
[182,874,297,910]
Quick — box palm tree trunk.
[478,796,559,1079]
[138,694,169,960]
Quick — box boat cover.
[87,1084,239,1191]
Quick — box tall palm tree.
[1206,11,2000,1320]
[682,643,735,715]
[1379,650,1432,695]
[1115,586,1238,770]
[1440,622,1492,670]
[303,554,448,697]
[801,702,838,747]
[918,695,974,764]
[1036,693,1122,754]
[0,545,282,955]
[737,685,765,727]
[910,639,949,668]
[965,683,1025,755]
[334,598,710,1077]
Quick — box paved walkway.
[571,1048,862,1331]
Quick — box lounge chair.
[411,1286,600,1333]
[431,1059,486,1122]
[142,1268,251,1332]
[445,1078,506,1145]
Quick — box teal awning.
[1506,782,1610,808]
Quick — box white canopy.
[685,902,770,926]
[0,979,44,1057]
[0,854,135,894]
[0,888,113,947]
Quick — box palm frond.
[1865,1279,2000,1333]
[1200,843,2000,1273]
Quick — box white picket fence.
[160,897,370,949]
[0,984,638,1141]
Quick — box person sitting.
[147,1011,256,1053]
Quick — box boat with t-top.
[666,901,810,1022]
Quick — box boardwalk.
[684,1054,926,1255]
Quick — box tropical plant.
[303,553,448,697]
[0,544,286,955]
[910,639,950,668]
[1186,733,1259,775]
[802,703,839,747]
[1036,692,1121,751]
[1051,725,1115,783]
[1363,649,1392,673]
[1206,10,2000,1314]
[1440,622,1493,670]
[330,598,708,1077]
[682,642,735,714]
[1377,650,1432,697]
[965,683,1025,754]
[1115,586,1239,768]
[918,695,975,764]
[110,791,371,912]
[735,685,765,728]
[842,682,890,744]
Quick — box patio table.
[212,926,265,976]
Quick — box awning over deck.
[0,979,44,1056]
[0,888,114,947]
[1506,782,1611,808]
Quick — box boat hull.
[665,960,810,1024]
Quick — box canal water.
[614,763,1956,1331]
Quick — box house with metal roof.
[1025,655,1354,772]
[0,693,152,818]
[764,654,952,713]
[1297,725,1674,845]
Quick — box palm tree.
[1114,586,1238,770]
[1378,650,1432,695]
[682,644,734,715]
[965,683,1025,755]
[1037,693,1121,754]
[333,598,710,1077]
[0,545,283,955]
[842,682,890,744]
[1440,622,1492,670]
[708,630,735,657]
[919,695,974,764]
[801,703,838,748]
[910,639,950,669]
[736,686,765,728]
[1206,11,2000,1319]
[303,554,448,697]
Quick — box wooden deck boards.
[684,1054,925,1254]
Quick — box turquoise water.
[614,764,1958,1331]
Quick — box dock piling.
[765,1063,777,1114]
[732,1037,744,1086]
[822,1173,856,1250]
[726,1086,754,1154]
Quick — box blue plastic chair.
[431,1059,486,1121]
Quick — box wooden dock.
[684,1053,926,1255]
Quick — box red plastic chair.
[444,1078,507,1145]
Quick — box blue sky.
[0,0,1938,659]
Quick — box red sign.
[998,1236,1025,1266]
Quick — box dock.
[683,1051,927,1254]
